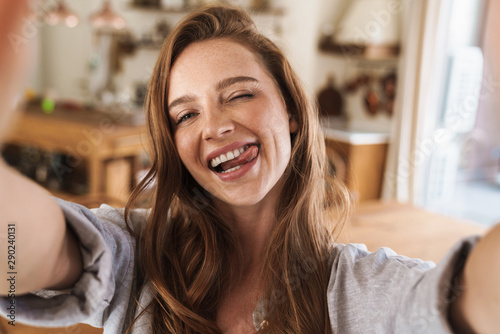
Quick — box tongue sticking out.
[220,145,259,172]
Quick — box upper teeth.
[210,146,246,168]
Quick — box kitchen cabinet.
[323,122,389,202]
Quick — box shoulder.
[327,243,435,302]
[326,239,479,333]
[326,244,435,332]
[330,243,435,275]
[328,243,436,301]
[54,198,150,239]
[91,203,150,234]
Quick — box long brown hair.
[125,4,351,333]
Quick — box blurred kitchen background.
[2,0,499,226]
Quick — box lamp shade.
[45,1,79,28]
[335,0,401,47]
[90,0,126,30]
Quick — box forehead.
[168,38,270,100]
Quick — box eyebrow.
[216,76,258,91]
[168,94,197,112]
[168,76,258,112]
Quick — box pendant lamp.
[90,0,126,30]
[45,1,79,28]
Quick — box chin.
[215,191,269,208]
[225,196,265,208]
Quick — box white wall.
[37,0,402,134]
[278,0,323,92]
[39,0,174,102]
[311,0,399,132]
[38,0,334,102]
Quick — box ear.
[289,114,299,134]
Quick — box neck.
[213,182,283,276]
[217,200,276,272]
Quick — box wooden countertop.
[4,108,149,204]
[320,116,390,145]
[338,200,488,263]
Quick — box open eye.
[176,112,197,125]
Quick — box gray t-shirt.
[0,199,479,333]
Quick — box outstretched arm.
[449,223,500,333]
[0,0,83,295]
[0,160,83,294]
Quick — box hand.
[449,223,500,333]
[0,0,33,143]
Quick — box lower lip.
[212,149,259,181]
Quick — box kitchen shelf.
[126,3,191,13]
[127,3,285,16]
[318,37,399,62]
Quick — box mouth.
[209,144,260,174]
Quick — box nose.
[201,105,234,140]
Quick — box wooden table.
[5,108,149,207]
[338,201,488,263]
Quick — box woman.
[126,4,351,333]
[1,3,499,334]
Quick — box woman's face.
[168,38,297,208]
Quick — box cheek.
[174,131,196,170]
[251,99,290,132]
[266,109,292,148]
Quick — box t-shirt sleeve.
[0,198,145,330]
[327,236,480,333]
